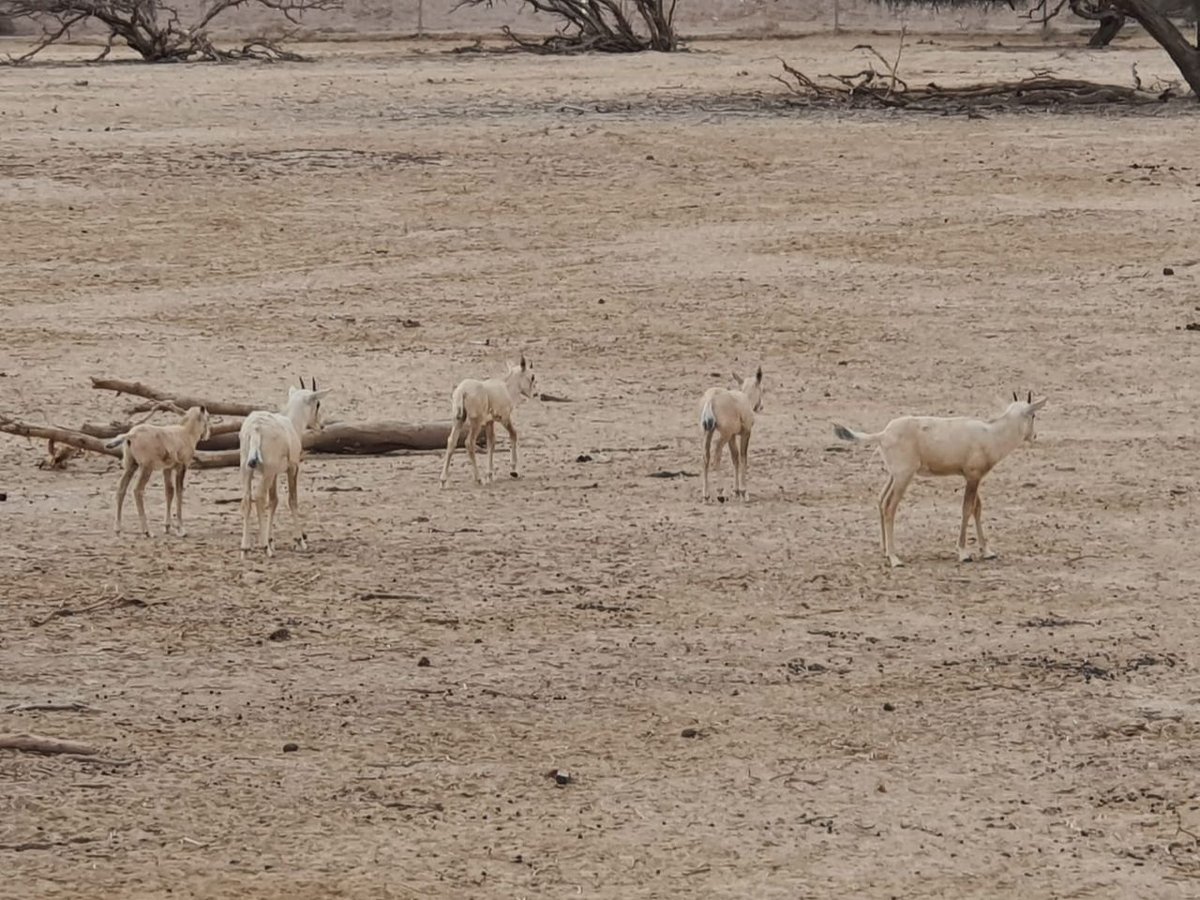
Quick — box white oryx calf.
[440,356,537,488]
[107,405,212,537]
[238,378,330,557]
[833,391,1048,568]
[699,366,764,502]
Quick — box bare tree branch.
[454,0,678,53]
[0,0,340,63]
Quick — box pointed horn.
[312,376,318,391]
[1027,390,1032,404]
[1012,391,1018,402]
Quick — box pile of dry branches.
[453,0,677,53]
[775,35,1178,112]
[0,0,339,64]
[0,376,488,470]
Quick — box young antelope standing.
[833,391,1048,568]
[238,378,329,557]
[107,405,212,538]
[700,366,764,502]
[440,356,537,488]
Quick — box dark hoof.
[510,472,519,479]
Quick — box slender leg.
[174,467,187,536]
[163,468,176,535]
[240,467,255,555]
[256,475,271,556]
[485,421,496,484]
[728,438,741,500]
[702,430,714,501]
[713,437,726,497]
[957,480,979,562]
[115,457,137,534]
[465,421,482,486]
[267,479,280,557]
[974,492,996,559]
[287,464,308,551]
[504,419,519,478]
[882,471,914,568]
[738,432,751,501]
[878,475,895,556]
[133,467,154,537]
[439,422,462,488]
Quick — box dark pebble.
[268,627,290,642]
[283,742,299,752]
[1163,267,1175,276]
[681,728,700,738]
[0,492,6,502]
[883,702,896,712]
[417,656,431,667]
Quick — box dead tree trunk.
[1114,0,1200,95]
[1089,12,1126,45]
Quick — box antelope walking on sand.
[440,356,537,488]
[833,392,1047,567]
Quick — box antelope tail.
[700,398,717,433]
[245,429,263,470]
[832,423,884,444]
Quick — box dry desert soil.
[2,33,1200,899]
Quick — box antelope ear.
[732,371,743,385]
[755,366,763,384]
[315,389,332,399]
[1030,397,1047,412]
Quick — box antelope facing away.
[238,377,330,557]
[700,366,764,502]
[833,392,1047,568]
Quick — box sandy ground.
[2,34,1200,899]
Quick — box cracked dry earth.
[2,33,1200,899]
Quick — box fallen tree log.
[1,414,484,469]
[81,418,245,444]
[191,420,470,454]
[90,376,265,417]
[0,416,120,459]
[0,733,97,756]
